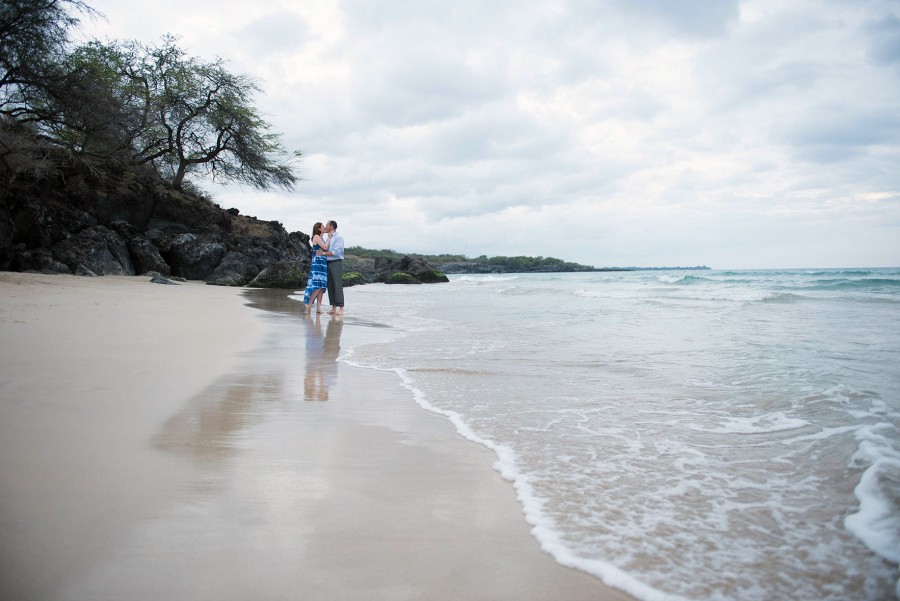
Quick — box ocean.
[300,268,900,601]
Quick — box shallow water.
[331,269,900,601]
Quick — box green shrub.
[342,272,367,287]
[386,272,419,284]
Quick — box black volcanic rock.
[373,255,449,284]
[246,260,307,289]
[10,197,97,250]
[13,247,70,274]
[128,237,171,276]
[107,219,170,276]
[51,225,134,275]
[167,233,227,280]
[206,251,263,286]
[149,273,179,285]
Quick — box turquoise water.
[313,269,900,601]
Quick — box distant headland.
[345,248,709,275]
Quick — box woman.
[302,222,329,312]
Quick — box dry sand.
[0,272,634,601]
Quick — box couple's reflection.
[303,314,343,401]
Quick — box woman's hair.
[312,222,322,237]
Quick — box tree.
[0,0,96,186]
[2,3,300,193]
[0,0,92,122]
[33,40,146,158]
[131,37,299,191]
[52,36,300,191]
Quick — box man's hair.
[328,220,338,230]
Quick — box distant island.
[347,247,709,274]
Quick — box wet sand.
[0,273,633,601]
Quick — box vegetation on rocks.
[347,246,602,274]
[341,272,367,287]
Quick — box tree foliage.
[135,37,299,190]
[1,0,94,184]
[0,0,91,119]
[0,1,300,192]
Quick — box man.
[317,220,344,314]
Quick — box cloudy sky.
[77,0,899,268]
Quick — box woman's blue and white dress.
[303,243,328,304]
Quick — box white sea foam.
[352,362,695,601]
[845,458,900,564]
[656,274,688,284]
[688,411,810,434]
[759,291,809,303]
[453,274,519,283]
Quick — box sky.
[75,0,900,269]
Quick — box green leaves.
[124,36,300,191]
[2,4,300,193]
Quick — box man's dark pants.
[326,260,344,307]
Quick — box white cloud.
[77,0,900,268]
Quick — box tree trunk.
[172,161,187,190]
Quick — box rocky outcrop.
[109,219,170,276]
[342,272,368,287]
[13,247,70,274]
[127,237,170,276]
[246,259,307,288]
[373,256,449,284]
[149,273,179,285]
[0,162,311,287]
[167,233,227,280]
[0,159,444,288]
[336,253,449,286]
[205,229,310,287]
[51,224,134,275]
[206,251,262,286]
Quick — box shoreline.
[0,273,634,600]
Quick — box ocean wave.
[497,285,557,296]
[798,277,900,291]
[845,422,900,571]
[848,296,900,304]
[452,274,520,283]
[657,274,686,284]
[407,366,494,375]
[688,411,810,434]
[803,269,881,277]
[646,290,796,304]
[758,292,810,303]
[844,457,900,565]
[657,274,711,285]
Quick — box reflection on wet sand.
[154,289,346,465]
[304,314,343,401]
[152,371,283,465]
[152,288,305,465]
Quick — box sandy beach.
[0,273,632,601]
